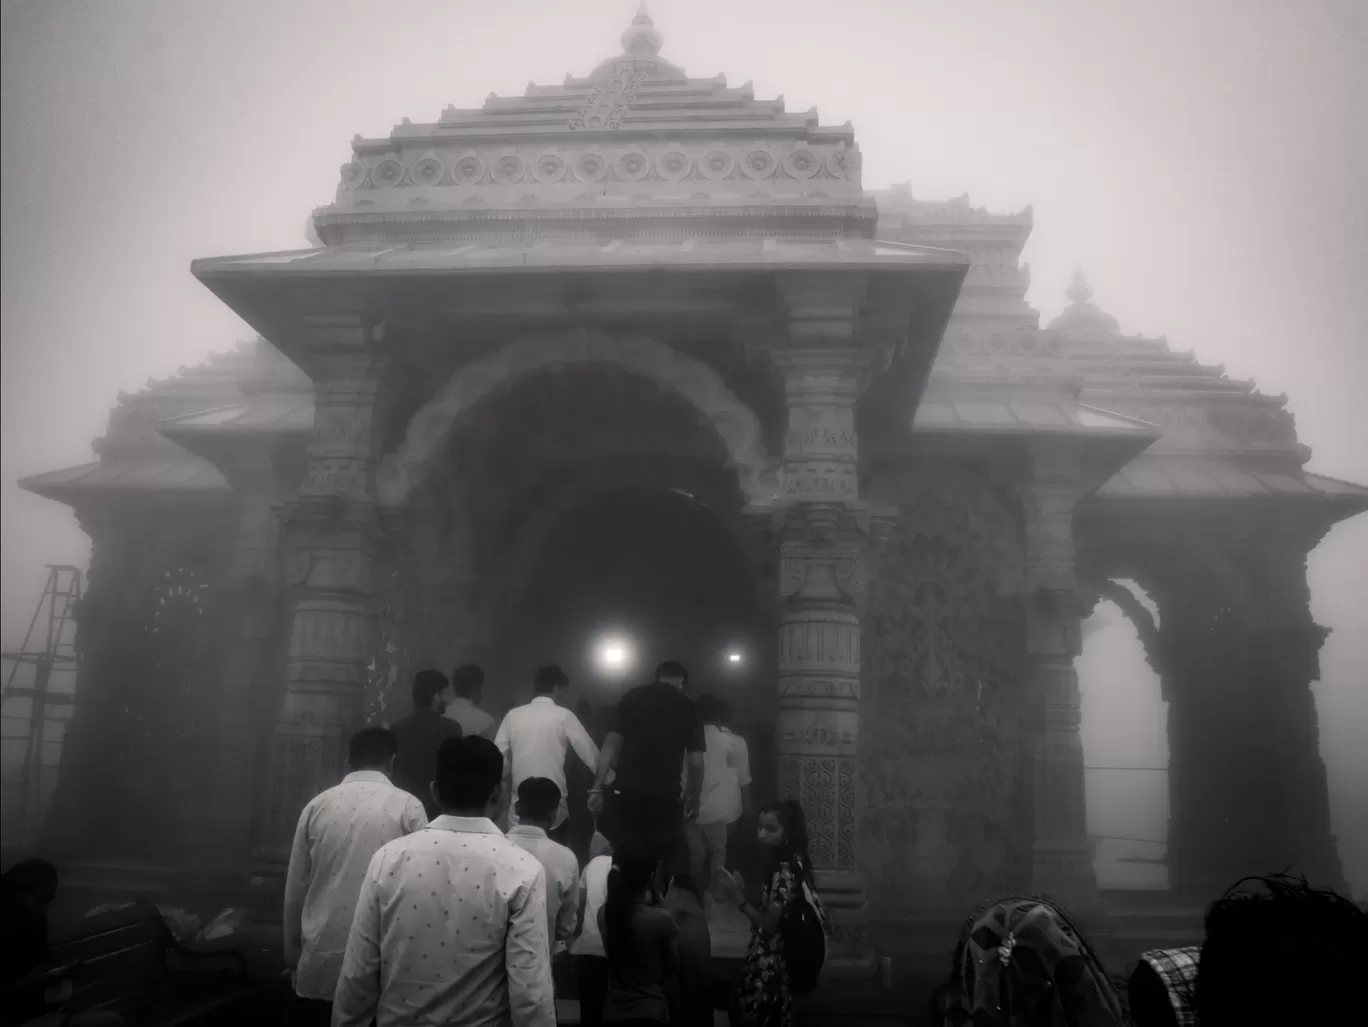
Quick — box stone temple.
[19,8,1367,975]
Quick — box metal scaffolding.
[1,565,82,850]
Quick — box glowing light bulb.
[592,634,635,676]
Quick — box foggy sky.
[3,0,1365,893]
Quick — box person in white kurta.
[445,663,497,740]
[283,727,427,1023]
[333,735,556,1027]
[495,665,598,832]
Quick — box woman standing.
[718,799,828,1027]
[598,843,680,1026]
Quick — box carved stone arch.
[376,329,780,507]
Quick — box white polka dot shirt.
[333,814,556,1027]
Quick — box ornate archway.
[376,328,780,506]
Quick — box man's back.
[446,696,496,740]
[507,826,581,950]
[613,681,704,797]
[389,710,463,816]
[333,816,556,1027]
[496,698,597,826]
[284,772,426,1001]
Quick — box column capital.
[775,272,869,346]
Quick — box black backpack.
[781,877,827,994]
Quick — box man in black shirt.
[388,669,463,819]
[587,660,705,865]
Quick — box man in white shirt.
[569,830,613,1027]
[334,735,556,1027]
[495,665,598,839]
[688,695,752,901]
[283,727,426,1027]
[445,663,497,740]
[506,776,581,957]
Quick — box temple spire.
[1048,268,1120,337]
[622,1,664,55]
[1066,269,1094,306]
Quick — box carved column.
[1160,526,1345,894]
[1020,444,1098,905]
[1252,534,1343,888]
[203,489,284,877]
[257,316,388,875]
[764,273,878,976]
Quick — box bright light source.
[726,649,744,666]
[592,634,636,676]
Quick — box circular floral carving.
[741,149,777,180]
[491,154,525,184]
[616,150,650,182]
[372,159,404,188]
[452,154,485,185]
[532,153,567,183]
[656,149,692,181]
[412,157,444,186]
[827,146,860,179]
[574,151,609,182]
[339,162,364,189]
[699,150,734,180]
[784,148,820,180]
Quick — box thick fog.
[2,0,1365,892]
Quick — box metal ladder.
[1,565,82,850]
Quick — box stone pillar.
[257,316,387,873]
[1253,537,1343,888]
[203,490,283,877]
[1161,529,1345,894]
[1020,444,1098,905]
[764,273,877,975]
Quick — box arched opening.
[487,488,771,729]
[410,363,775,740]
[1076,579,1170,890]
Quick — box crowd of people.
[3,657,1364,1027]
[286,659,801,1027]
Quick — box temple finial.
[622,1,663,54]
[1066,269,1094,306]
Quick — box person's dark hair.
[655,660,688,686]
[718,699,733,724]
[412,668,450,710]
[603,841,659,965]
[695,693,723,723]
[533,664,569,695]
[349,726,397,769]
[3,858,58,900]
[759,799,811,878]
[1195,874,1368,1027]
[433,736,503,811]
[516,776,562,824]
[452,664,485,699]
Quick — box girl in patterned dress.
[717,799,826,1027]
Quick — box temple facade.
[21,11,1365,970]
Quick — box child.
[716,800,827,1027]
[663,852,713,1027]
[598,842,679,1026]
[569,828,614,1027]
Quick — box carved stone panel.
[860,468,1028,909]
